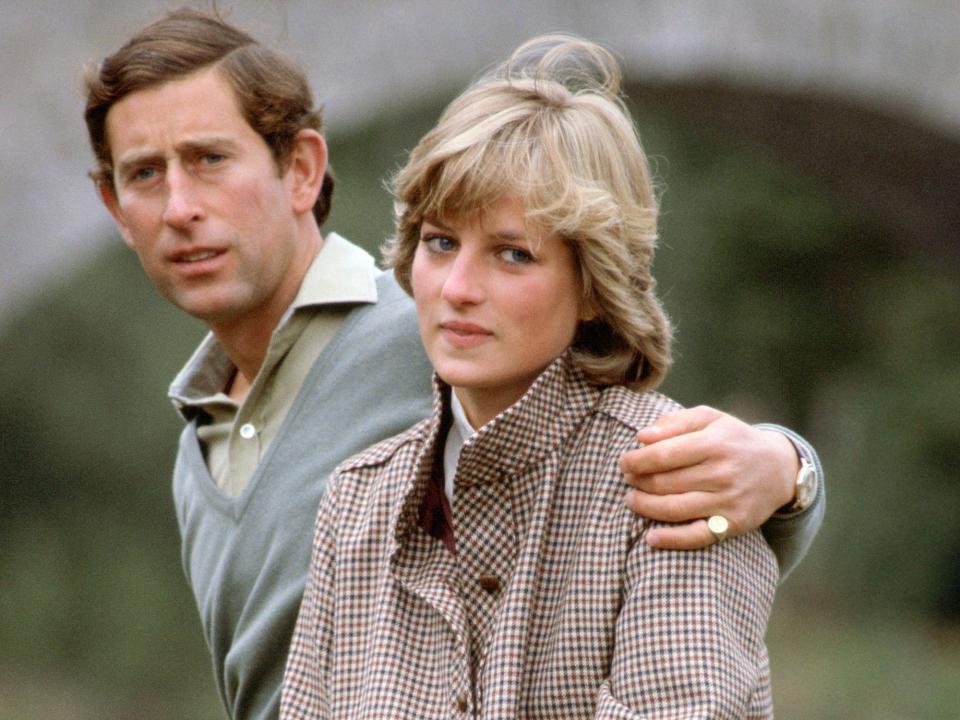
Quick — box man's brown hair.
[84,7,334,225]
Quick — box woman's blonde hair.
[385,34,672,391]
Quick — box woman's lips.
[439,320,493,348]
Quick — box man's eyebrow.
[176,136,242,154]
[115,150,162,177]
[115,137,242,177]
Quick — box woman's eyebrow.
[421,216,452,231]
[490,230,526,242]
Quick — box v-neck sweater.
[171,269,433,720]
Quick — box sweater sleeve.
[754,424,826,580]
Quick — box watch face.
[796,461,817,509]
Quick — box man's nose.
[441,252,485,306]
[162,167,205,228]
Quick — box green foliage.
[2,93,958,717]
[640,109,960,617]
[0,248,215,716]
[324,94,450,255]
[769,607,960,719]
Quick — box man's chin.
[165,292,245,327]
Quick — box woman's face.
[411,193,583,428]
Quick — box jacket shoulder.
[596,387,683,433]
[335,417,430,475]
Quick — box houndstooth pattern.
[281,354,778,719]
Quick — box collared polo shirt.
[168,233,379,497]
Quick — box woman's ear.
[578,296,598,323]
[287,129,327,215]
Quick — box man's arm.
[620,406,824,579]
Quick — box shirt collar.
[441,390,475,503]
[449,390,476,439]
[287,232,379,314]
[168,232,379,415]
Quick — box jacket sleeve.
[279,476,339,719]
[754,424,826,580]
[597,527,779,719]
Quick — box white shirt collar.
[442,389,478,504]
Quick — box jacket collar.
[389,351,600,554]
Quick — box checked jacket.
[281,354,778,719]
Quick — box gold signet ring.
[707,515,729,543]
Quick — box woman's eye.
[422,235,456,253]
[499,247,534,265]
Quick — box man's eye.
[203,153,226,165]
[133,167,157,181]
[498,247,534,265]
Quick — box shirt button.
[239,422,256,439]
[456,694,469,712]
[478,573,500,593]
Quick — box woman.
[282,35,777,719]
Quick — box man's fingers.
[634,405,724,445]
[624,488,721,524]
[644,520,717,550]
[623,463,727,495]
[620,431,713,477]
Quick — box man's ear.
[97,181,136,250]
[287,129,327,215]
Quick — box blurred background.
[2,1,958,718]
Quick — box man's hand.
[620,406,800,549]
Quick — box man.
[85,9,823,720]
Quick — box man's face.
[101,68,316,331]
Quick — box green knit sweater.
[172,273,433,720]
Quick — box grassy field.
[769,605,960,719]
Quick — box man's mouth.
[180,250,220,262]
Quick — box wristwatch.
[779,457,818,516]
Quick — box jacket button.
[478,573,500,593]
[456,694,469,712]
